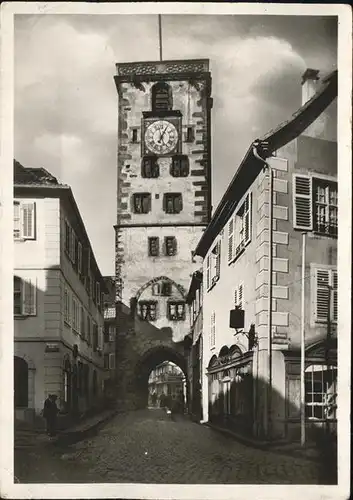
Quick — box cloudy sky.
[14,14,337,276]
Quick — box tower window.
[152,281,172,296]
[131,128,139,143]
[165,236,177,256]
[152,82,173,112]
[171,156,189,177]
[148,237,160,257]
[139,301,157,321]
[133,193,151,214]
[185,126,195,143]
[141,156,159,178]
[163,193,183,214]
[168,301,185,321]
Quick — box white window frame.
[305,364,337,420]
[13,201,36,240]
[233,192,252,260]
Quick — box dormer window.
[141,156,159,178]
[152,82,173,112]
[171,156,189,177]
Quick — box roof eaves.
[194,70,338,258]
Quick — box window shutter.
[315,269,330,321]
[206,256,210,289]
[238,283,244,309]
[172,237,177,255]
[78,242,82,275]
[244,193,252,244]
[65,220,70,253]
[210,312,216,347]
[22,278,36,315]
[21,203,35,239]
[332,271,338,322]
[234,288,238,307]
[109,353,116,370]
[228,218,234,263]
[216,241,221,277]
[293,175,313,230]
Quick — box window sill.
[210,346,216,351]
[14,314,32,319]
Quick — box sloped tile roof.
[14,160,65,186]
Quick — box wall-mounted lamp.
[233,323,258,351]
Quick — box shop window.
[164,236,177,256]
[138,301,157,321]
[168,301,185,321]
[141,156,159,178]
[133,193,151,214]
[305,365,337,420]
[171,156,189,177]
[148,237,160,257]
[163,193,183,214]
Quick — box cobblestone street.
[15,409,321,484]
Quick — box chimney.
[301,68,320,105]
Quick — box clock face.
[144,120,179,155]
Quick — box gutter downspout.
[252,141,273,440]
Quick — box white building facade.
[14,162,106,424]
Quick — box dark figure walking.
[43,394,59,437]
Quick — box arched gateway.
[113,301,188,411]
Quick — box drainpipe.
[252,141,273,440]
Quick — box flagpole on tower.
[158,14,163,61]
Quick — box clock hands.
[158,126,168,144]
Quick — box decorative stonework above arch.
[135,276,187,301]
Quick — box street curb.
[56,409,121,446]
[203,422,271,450]
[204,422,321,462]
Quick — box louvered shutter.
[206,256,210,289]
[228,218,234,263]
[234,288,238,307]
[293,175,313,230]
[22,278,36,315]
[315,269,330,321]
[244,193,252,244]
[332,271,338,322]
[78,242,82,275]
[238,283,243,309]
[21,203,35,239]
[216,241,221,277]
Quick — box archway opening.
[134,346,188,411]
[148,361,186,411]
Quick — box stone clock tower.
[114,59,212,344]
